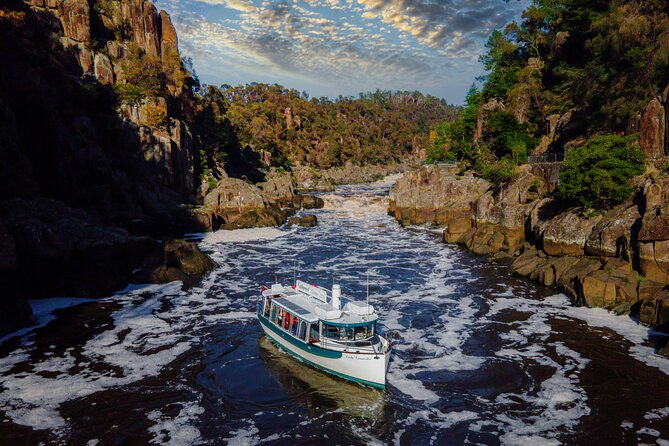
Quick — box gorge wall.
[389,164,669,353]
[0,1,294,335]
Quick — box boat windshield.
[321,322,375,341]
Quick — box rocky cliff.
[0,0,207,336]
[389,164,669,346]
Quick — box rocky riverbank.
[292,161,410,192]
[389,165,669,355]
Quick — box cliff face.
[1,0,197,230]
[0,0,201,335]
[389,165,669,341]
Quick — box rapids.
[1,178,669,445]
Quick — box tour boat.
[256,280,392,389]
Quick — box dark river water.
[2,177,669,445]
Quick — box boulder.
[639,241,669,282]
[163,239,215,276]
[59,0,91,42]
[301,194,324,209]
[578,267,639,309]
[149,265,189,284]
[557,257,604,291]
[639,97,666,159]
[288,215,318,227]
[444,218,472,244]
[639,213,669,242]
[510,248,547,277]
[219,208,285,230]
[204,177,266,213]
[639,291,669,328]
[258,174,296,207]
[541,211,601,257]
[586,203,640,259]
[470,224,505,255]
[389,166,489,227]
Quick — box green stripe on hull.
[258,315,385,389]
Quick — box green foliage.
[482,111,535,164]
[425,85,479,163]
[476,158,518,184]
[116,45,188,101]
[558,134,645,209]
[480,30,522,101]
[143,104,167,128]
[113,83,143,104]
[214,83,458,168]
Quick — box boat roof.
[263,281,378,326]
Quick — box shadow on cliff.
[0,3,213,333]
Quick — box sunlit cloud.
[155,0,529,103]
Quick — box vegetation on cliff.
[428,0,669,199]
[558,135,645,209]
[197,83,458,172]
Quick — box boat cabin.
[259,280,378,351]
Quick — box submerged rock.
[287,215,318,227]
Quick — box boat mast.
[366,271,369,310]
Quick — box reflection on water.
[257,336,387,420]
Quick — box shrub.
[143,104,167,128]
[558,134,645,209]
[477,157,518,184]
[113,83,143,104]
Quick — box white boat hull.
[259,316,390,388]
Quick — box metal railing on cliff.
[528,153,565,164]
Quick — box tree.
[558,134,645,209]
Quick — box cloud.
[191,0,257,12]
[356,0,524,53]
[155,0,528,103]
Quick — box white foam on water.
[147,401,204,446]
[0,297,94,346]
[557,303,669,375]
[198,227,291,246]
[392,409,478,445]
[224,420,260,446]
[0,281,199,431]
[645,407,669,420]
[638,427,661,437]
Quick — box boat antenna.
[275,274,278,284]
[366,271,370,309]
[293,260,297,287]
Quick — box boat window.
[284,312,291,330]
[269,304,277,322]
[309,324,319,342]
[291,318,299,335]
[321,323,375,341]
[354,324,374,340]
[263,297,271,317]
[298,321,307,340]
[276,308,284,326]
[322,323,340,340]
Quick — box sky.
[155,0,530,104]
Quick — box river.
[1,177,669,445]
